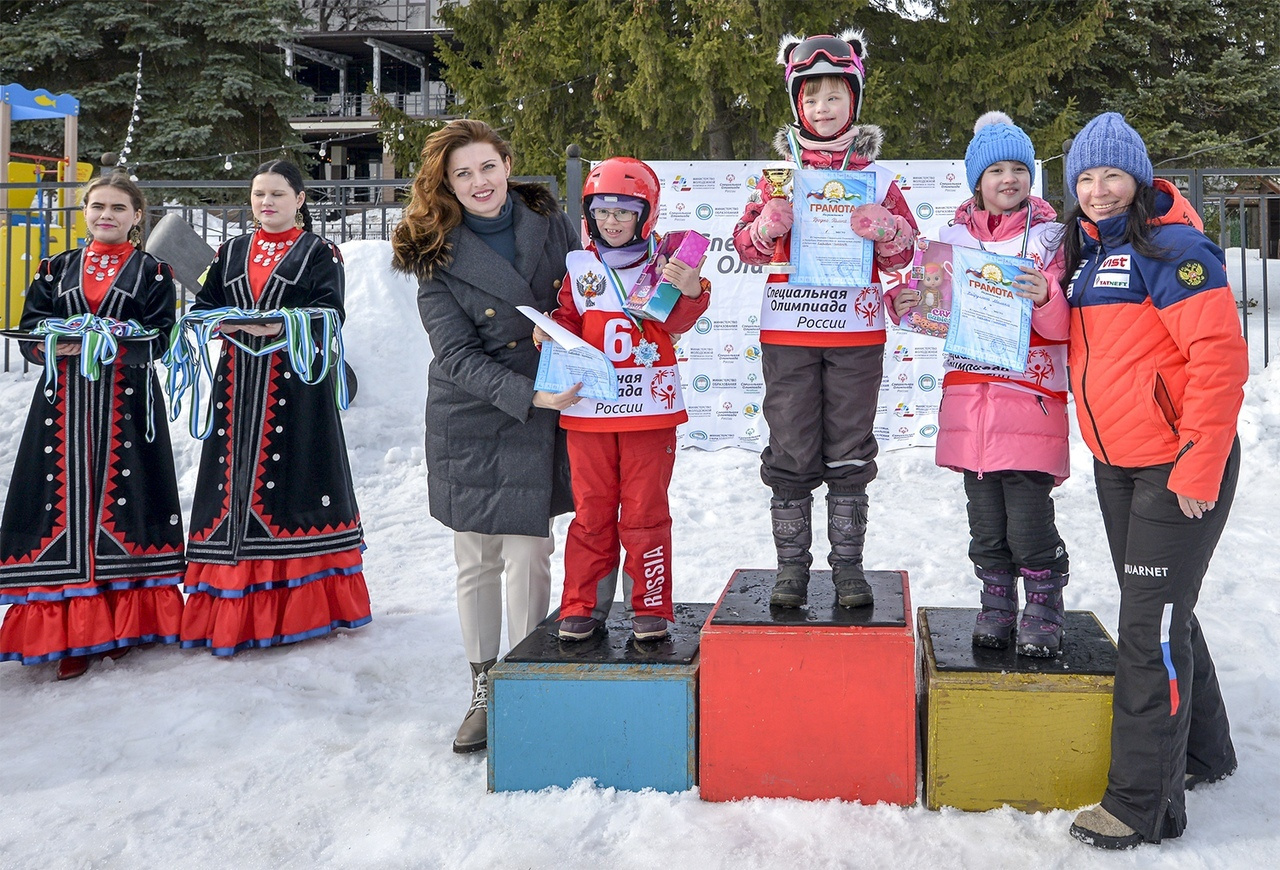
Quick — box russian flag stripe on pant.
[1160,602,1180,716]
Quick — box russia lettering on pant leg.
[642,545,665,608]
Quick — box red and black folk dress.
[178,228,371,655]
[0,242,186,665]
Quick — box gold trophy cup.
[761,162,795,274]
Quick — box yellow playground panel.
[2,82,89,327]
[2,160,92,328]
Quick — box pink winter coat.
[890,198,1071,482]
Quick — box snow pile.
[0,241,1277,868]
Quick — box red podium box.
[699,569,916,804]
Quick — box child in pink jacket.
[889,112,1070,656]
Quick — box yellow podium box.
[918,606,1116,813]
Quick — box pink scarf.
[790,124,860,157]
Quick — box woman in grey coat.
[392,119,581,753]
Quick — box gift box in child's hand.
[625,230,710,322]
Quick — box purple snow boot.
[972,568,1018,649]
[1017,568,1067,657]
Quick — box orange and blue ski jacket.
[1065,178,1247,501]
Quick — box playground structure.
[2,82,93,328]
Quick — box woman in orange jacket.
[1060,113,1248,851]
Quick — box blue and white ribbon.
[32,314,160,440]
[163,306,350,440]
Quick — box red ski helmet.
[582,157,661,240]
[778,30,868,128]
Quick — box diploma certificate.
[518,306,619,402]
[942,247,1034,371]
[790,169,877,288]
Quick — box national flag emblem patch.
[1176,260,1207,289]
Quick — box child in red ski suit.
[732,30,917,609]
[546,157,710,642]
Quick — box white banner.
[647,160,1042,452]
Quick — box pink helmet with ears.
[777,30,869,126]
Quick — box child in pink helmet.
[732,30,918,609]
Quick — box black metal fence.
[1062,159,1280,364]
[1157,169,1279,362]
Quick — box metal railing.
[1159,172,1278,365]
[299,88,452,118]
[294,0,449,32]
[8,161,1277,369]
[1061,155,1280,366]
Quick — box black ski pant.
[963,469,1069,578]
[759,343,881,500]
[1094,438,1239,843]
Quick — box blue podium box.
[487,602,711,793]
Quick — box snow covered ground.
[1,240,1278,869]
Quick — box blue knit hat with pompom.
[1066,112,1154,192]
[964,111,1036,193]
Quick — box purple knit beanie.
[1066,112,1154,192]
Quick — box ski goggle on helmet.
[582,157,660,241]
[778,30,868,127]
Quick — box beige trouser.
[454,528,554,663]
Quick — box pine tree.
[430,0,1123,183]
[1068,0,1280,169]
[393,0,1278,190]
[0,0,310,181]
[863,1,1111,173]
[434,0,878,178]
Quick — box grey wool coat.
[411,183,578,537]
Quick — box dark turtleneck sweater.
[461,194,517,266]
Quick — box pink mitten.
[849,203,899,242]
[755,197,794,241]
[876,216,917,262]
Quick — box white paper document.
[517,306,619,402]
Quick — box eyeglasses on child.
[590,208,638,222]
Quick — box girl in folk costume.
[732,31,918,610]
[542,157,710,642]
[0,171,185,680]
[888,112,1071,656]
[178,160,371,655]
